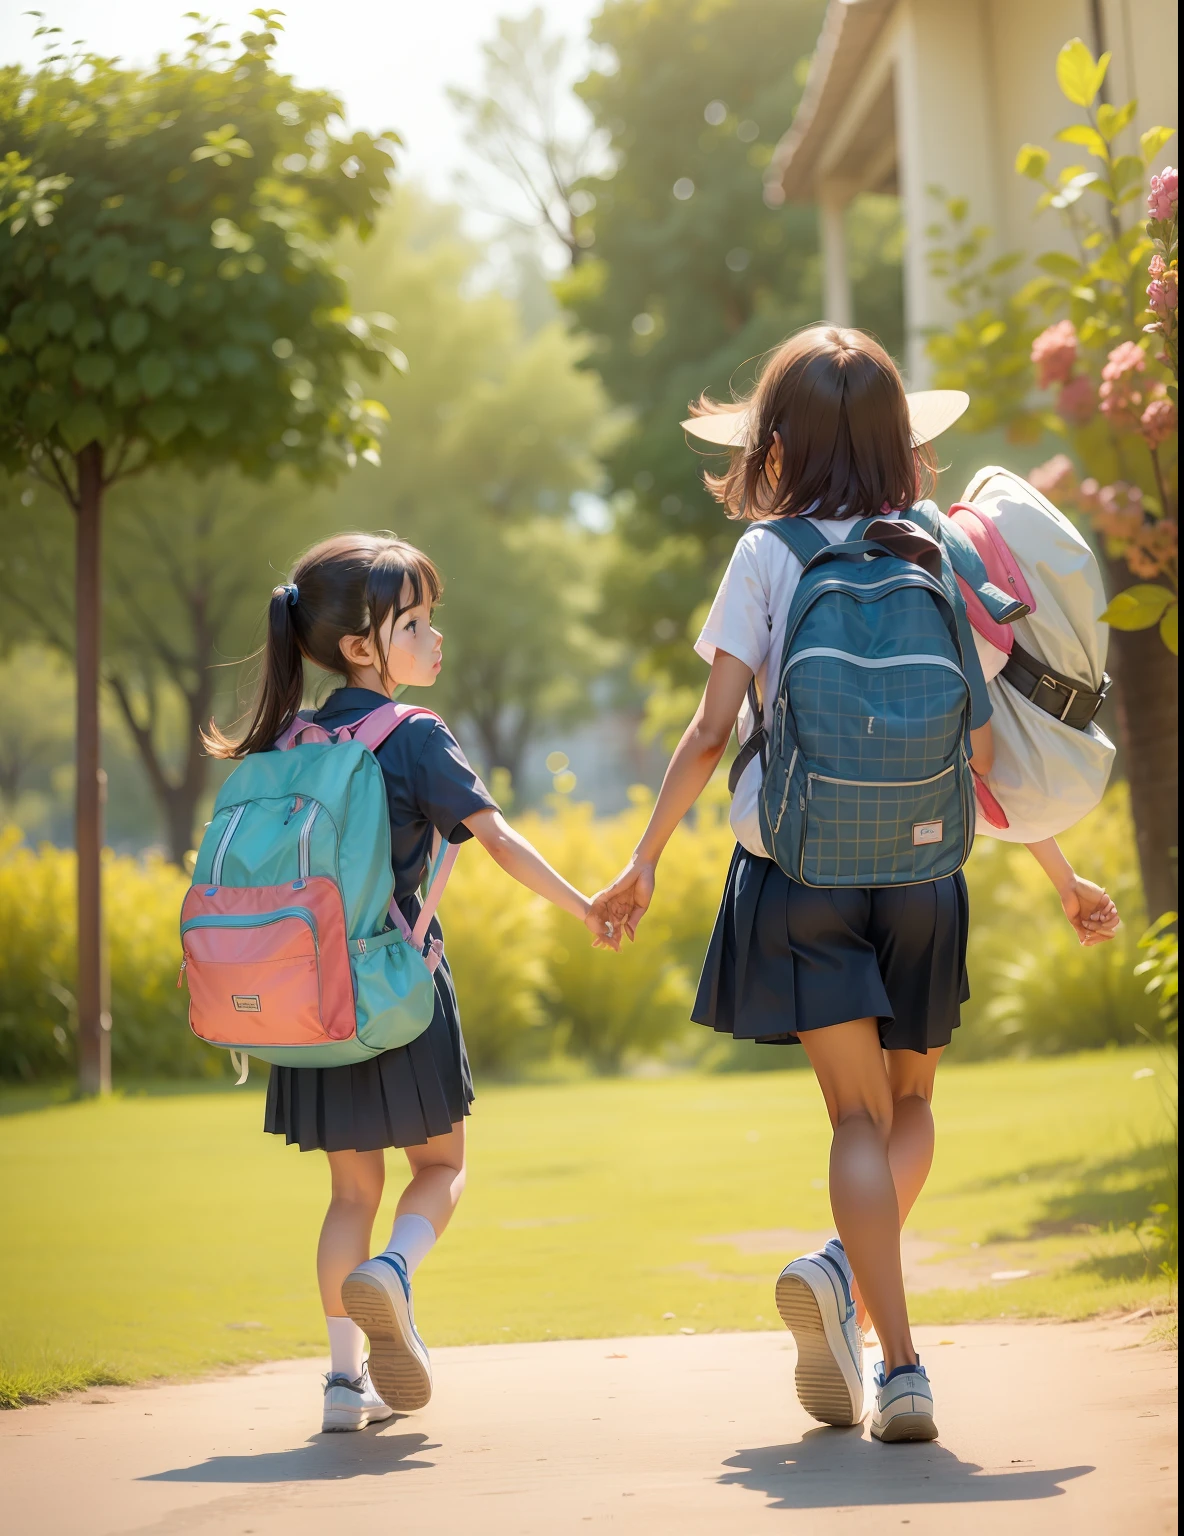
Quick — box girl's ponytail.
[202,533,441,760]
[203,584,306,759]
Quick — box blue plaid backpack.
[751,505,1026,888]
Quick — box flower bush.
[926,38,1177,655]
[0,784,1164,1081]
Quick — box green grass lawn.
[0,1050,1175,1407]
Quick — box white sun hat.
[680,389,970,448]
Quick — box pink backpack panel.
[947,502,1036,654]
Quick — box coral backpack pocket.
[178,704,456,1077]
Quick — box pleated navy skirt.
[263,955,474,1152]
[692,845,969,1054]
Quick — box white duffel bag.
[956,466,1116,843]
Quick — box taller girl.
[595,328,1117,1443]
[207,534,608,1433]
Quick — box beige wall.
[805,0,1177,383]
[986,0,1178,263]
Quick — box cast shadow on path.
[721,1426,1093,1509]
[141,1423,436,1484]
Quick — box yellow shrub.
[0,828,218,1081]
[436,841,548,1074]
[959,788,1159,1057]
[0,781,1157,1081]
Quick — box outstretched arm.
[1024,835,1120,946]
[592,650,753,940]
[463,808,616,947]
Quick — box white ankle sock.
[326,1315,365,1380]
[383,1213,437,1276]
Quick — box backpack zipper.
[785,649,967,680]
[298,801,321,879]
[210,804,246,885]
[771,747,799,835]
[806,762,957,791]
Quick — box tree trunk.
[1103,555,1179,920]
[107,667,214,867]
[75,444,110,1096]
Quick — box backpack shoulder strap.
[342,701,442,753]
[274,711,331,750]
[758,515,829,566]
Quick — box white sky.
[0,1,603,206]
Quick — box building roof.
[766,0,897,204]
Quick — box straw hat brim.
[679,389,970,449]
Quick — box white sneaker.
[321,1364,394,1432]
[341,1254,432,1411]
[870,1359,938,1443]
[775,1238,864,1426]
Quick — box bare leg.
[849,1047,944,1328]
[396,1122,467,1239]
[319,1148,385,1316]
[798,1018,916,1373]
[886,1047,944,1222]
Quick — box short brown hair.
[695,326,933,521]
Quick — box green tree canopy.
[556,0,824,690]
[327,190,620,783]
[0,10,400,1092]
[0,469,330,862]
[0,12,395,479]
[554,0,905,711]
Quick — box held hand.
[583,896,622,952]
[1059,876,1120,946]
[592,857,657,943]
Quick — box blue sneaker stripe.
[372,1253,411,1298]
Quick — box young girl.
[591,328,1119,1443]
[208,533,612,1433]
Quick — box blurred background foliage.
[0,2,1173,1090]
[0,789,1166,1084]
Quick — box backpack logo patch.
[231,994,261,1012]
[912,821,943,846]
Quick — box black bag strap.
[728,678,767,794]
[1001,641,1110,729]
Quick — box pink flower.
[1147,166,1178,221]
[1140,395,1177,448]
[1085,481,1146,542]
[1102,340,1147,380]
[1164,268,1178,311]
[1149,253,1166,278]
[1031,320,1078,388]
[1147,279,1168,315]
[1057,375,1095,424]
[1029,453,1078,499]
[1099,378,1143,429]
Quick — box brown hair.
[205,533,442,759]
[695,326,934,521]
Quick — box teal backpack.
[179,703,457,1080]
[749,506,1026,887]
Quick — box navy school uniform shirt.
[309,687,498,929]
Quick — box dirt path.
[0,1321,1175,1535]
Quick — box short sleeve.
[412,722,499,843]
[695,533,783,674]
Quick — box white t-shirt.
[695,513,900,857]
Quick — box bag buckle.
[1035,673,1078,722]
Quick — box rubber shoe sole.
[871,1409,939,1443]
[322,1396,391,1432]
[341,1267,432,1412]
[775,1262,863,1426]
